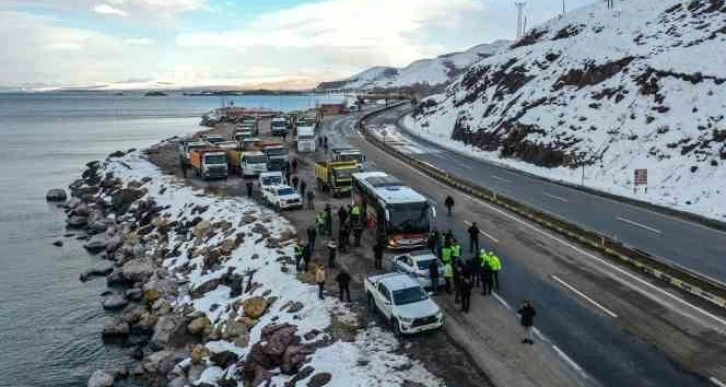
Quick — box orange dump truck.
[189,148,229,180]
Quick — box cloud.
[92,3,127,16]
[124,37,153,45]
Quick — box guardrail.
[356,104,726,310]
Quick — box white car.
[391,251,443,289]
[262,185,302,210]
[364,273,444,336]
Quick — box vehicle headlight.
[399,316,414,323]
[436,311,444,320]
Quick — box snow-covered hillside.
[406,0,726,221]
[317,40,510,93]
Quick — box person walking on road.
[467,222,480,253]
[489,252,502,291]
[444,195,455,216]
[307,226,317,251]
[429,260,439,294]
[518,300,537,344]
[324,204,332,236]
[460,277,472,313]
[315,265,326,300]
[291,158,298,173]
[246,181,254,198]
[335,269,352,302]
[306,190,315,210]
[372,239,384,269]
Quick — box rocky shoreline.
[49,140,441,386]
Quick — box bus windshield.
[387,202,430,235]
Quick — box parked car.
[391,251,443,289]
[262,184,302,210]
[364,272,444,336]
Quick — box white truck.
[258,171,284,191]
[364,273,444,336]
[295,125,316,153]
[262,184,302,210]
[240,151,268,177]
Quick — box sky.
[0,0,595,90]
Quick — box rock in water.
[102,294,128,310]
[46,189,67,202]
[52,240,64,247]
[102,317,130,339]
[66,215,89,228]
[84,234,108,254]
[87,370,114,387]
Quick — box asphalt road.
[319,108,726,387]
[360,105,726,285]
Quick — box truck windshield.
[337,154,362,163]
[277,187,295,196]
[333,168,354,179]
[261,176,282,186]
[387,202,431,235]
[246,155,267,164]
[204,155,227,164]
[392,286,428,305]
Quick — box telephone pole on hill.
[515,2,527,38]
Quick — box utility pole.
[515,2,526,38]
[562,0,566,15]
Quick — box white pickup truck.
[262,184,302,210]
[364,273,444,336]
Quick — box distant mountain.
[316,41,511,94]
[406,0,726,220]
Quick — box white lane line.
[457,162,474,170]
[503,170,520,177]
[464,220,500,244]
[358,136,726,329]
[491,175,512,183]
[710,376,726,387]
[492,292,511,310]
[533,327,548,342]
[552,275,619,318]
[543,192,570,203]
[616,216,663,235]
[431,153,447,160]
[552,345,587,379]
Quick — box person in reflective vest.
[294,241,303,271]
[451,239,462,262]
[350,204,362,223]
[443,262,454,294]
[488,252,502,291]
[441,244,453,265]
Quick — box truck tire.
[367,293,374,310]
[392,318,403,337]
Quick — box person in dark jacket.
[337,206,348,230]
[299,180,307,198]
[335,269,352,302]
[179,153,188,178]
[327,240,338,268]
[518,300,537,344]
[372,239,384,269]
[292,175,300,190]
[466,256,480,287]
[467,222,480,253]
[481,260,493,296]
[444,195,455,216]
[453,264,464,304]
[324,204,332,236]
[302,242,312,272]
[428,260,439,294]
[460,277,472,313]
[352,219,364,247]
[291,158,298,173]
[427,231,437,254]
[338,222,350,253]
[307,226,317,251]
[246,181,253,198]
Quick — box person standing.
[518,300,537,344]
[337,206,348,229]
[481,259,493,296]
[315,265,326,300]
[467,222,480,253]
[352,219,364,247]
[294,240,303,271]
[443,261,453,294]
[428,260,439,294]
[460,277,472,313]
[300,180,307,199]
[246,181,254,198]
[291,158,298,173]
[285,168,291,185]
[453,264,464,304]
[444,195,455,216]
[179,153,188,178]
[466,256,480,288]
[306,190,315,210]
[451,238,462,263]
[372,239,384,269]
[307,226,317,251]
[292,175,300,191]
[335,269,352,302]
[427,231,437,254]
[338,222,350,253]
[324,204,332,236]
[327,240,338,268]
[489,252,502,291]
[302,244,312,272]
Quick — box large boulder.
[102,294,128,311]
[87,370,114,387]
[307,372,332,387]
[84,234,108,254]
[87,221,108,235]
[150,315,188,350]
[187,316,212,336]
[209,350,239,368]
[192,221,213,239]
[261,324,297,357]
[111,188,145,214]
[142,350,180,376]
[281,345,309,375]
[101,317,130,339]
[46,189,67,202]
[80,264,114,282]
[67,215,89,229]
[120,258,154,284]
[242,297,268,319]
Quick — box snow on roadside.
[105,151,443,386]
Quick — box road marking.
[356,134,726,329]
[616,216,662,235]
[491,175,512,183]
[457,162,474,170]
[552,275,619,318]
[542,192,570,203]
[552,345,587,379]
[464,220,500,244]
[492,292,511,310]
[710,376,726,387]
[533,327,548,342]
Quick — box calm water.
[0,92,343,387]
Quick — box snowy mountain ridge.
[316,40,511,93]
[406,0,726,220]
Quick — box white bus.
[352,171,436,249]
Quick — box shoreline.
[60,120,443,386]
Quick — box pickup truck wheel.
[392,318,403,337]
[366,293,374,310]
